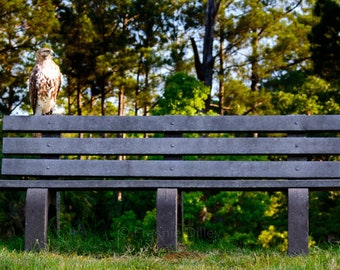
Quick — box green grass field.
[1,246,339,270]
[0,235,339,269]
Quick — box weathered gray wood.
[3,115,340,255]
[157,189,177,249]
[288,188,309,255]
[25,189,50,251]
[3,159,340,178]
[0,179,340,190]
[5,137,340,155]
[287,134,309,255]
[162,132,182,249]
[40,132,60,234]
[4,115,340,133]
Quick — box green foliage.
[58,190,155,237]
[2,0,336,117]
[153,73,210,115]
[273,91,321,115]
[110,210,143,248]
[0,192,25,237]
[0,0,59,115]
[309,0,340,83]
[310,191,340,243]
[110,209,156,251]
[223,0,315,92]
[222,80,274,115]
[258,225,288,251]
[182,191,274,249]
[269,74,340,115]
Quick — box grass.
[0,235,339,269]
[1,246,340,270]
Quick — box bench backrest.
[2,114,340,255]
[2,115,340,181]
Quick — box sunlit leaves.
[153,72,210,115]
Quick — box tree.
[191,0,221,112]
[187,0,314,114]
[228,0,314,93]
[265,70,340,115]
[55,1,99,115]
[152,72,209,115]
[55,0,136,116]
[221,79,274,115]
[309,0,340,83]
[0,0,59,115]
[130,0,178,115]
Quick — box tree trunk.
[101,83,106,116]
[135,56,142,116]
[191,0,221,113]
[77,83,82,116]
[67,76,72,115]
[250,29,259,92]
[118,84,125,116]
[190,37,204,82]
[218,33,225,115]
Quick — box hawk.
[29,48,61,115]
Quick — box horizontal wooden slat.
[0,179,339,191]
[4,137,340,155]
[2,159,340,179]
[4,115,340,133]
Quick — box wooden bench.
[2,115,340,255]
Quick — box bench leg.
[156,188,177,250]
[25,188,50,251]
[288,188,309,255]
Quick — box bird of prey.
[29,48,61,115]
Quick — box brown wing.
[48,63,61,114]
[29,65,39,115]
[54,66,61,99]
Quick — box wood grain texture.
[4,115,340,132]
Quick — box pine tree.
[309,0,340,84]
[0,0,59,115]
